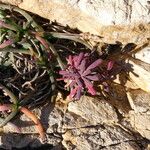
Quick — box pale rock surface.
[62,124,144,150]
[133,46,150,64]
[126,57,150,93]
[0,0,149,44]
[0,0,150,150]
[125,89,150,140]
[67,96,118,125]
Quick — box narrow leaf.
[69,87,78,98]
[75,87,82,99]
[0,39,14,49]
[85,75,99,81]
[75,52,84,67]
[107,61,114,70]
[79,59,86,73]
[86,59,102,71]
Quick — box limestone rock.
[62,124,144,150]
[133,46,150,65]
[124,89,150,140]
[126,58,150,93]
[0,133,62,149]
[0,1,150,149]
[0,0,149,44]
[126,89,150,113]
[67,96,118,125]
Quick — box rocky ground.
[0,0,150,150]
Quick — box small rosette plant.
[58,52,104,99]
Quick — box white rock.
[134,46,150,64]
[126,58,150,93]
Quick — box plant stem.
[0,108,18,127]
[0,84,19,127]
[0,84,18,104]
[0,48,31,55]
[48,43,65,70]
[34,33,65,70]
[0,4,43,31]
[20,107,47,143]
[47,32,93,50]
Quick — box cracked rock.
[67,96,118,125]
[62,124,144,150]
[126,58,150,93]
[124,89,150,140]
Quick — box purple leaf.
[85,59,102,71]
[69,87,78,98]
[82,70,91,76]
[85,75,99,81]
[75,77,83,87]
[0,39,14,49]
[75,87,82,99]
[68,55,73,65]
[82,77,93,88]
[82,77,96,95]
[59,70,69,75]
[73,56,78,64]
[59,71,79,78]
[79,59,86,73]
[58,52,108,100]
[75,52,84,67]
[69,81,76,88]
[107,61,114,70]
[0,104,12,112]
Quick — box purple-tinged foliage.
[0,104,12,112]
[59,52,103,99]
[0,39,14,49]
[0,20,16,31]
[107,61,114,71]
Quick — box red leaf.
[85,59,102,71]
[75,87,82,99]
[68,55,73,65]
[69,87,78,98]
[82,70,91,76]
[75,52,84,67]
[79,59,86,73]
[85,75,99,81]
[82,77,96,95]
[107,61,114,70]
[87,86,96,95]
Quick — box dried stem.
[20,107,47,143]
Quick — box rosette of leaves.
[59,52,114,99]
